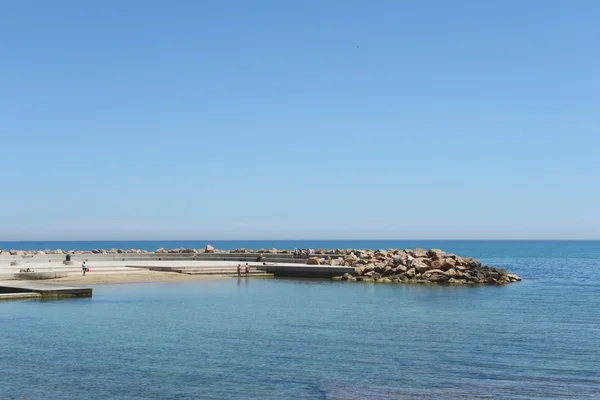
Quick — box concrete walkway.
[0,260,298,279]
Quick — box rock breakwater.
[321,248,520,285]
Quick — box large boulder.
[440,258,456,271]
[393,265,408,274]
[364,263,375,273]
[205,244,215,253]
[330,258,343,266]
[444,268,459,277]
[423,269,444,277]
[453,255,466,266]
[306,257,321,265]
[410,258,430,273]
[341,273,356,281]
[155,248,167,254]
[344,253,359,265]
[497,268,509,281]
[507,273,522,282]
[412,248,427,258]
[430,259,444,270]
[389,252,409,267]
[427,249,446,260]
[427,274,449,283]
[373,262,386,273]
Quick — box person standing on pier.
[237,264,242,277]
[245,263,250,276]
[82,261,88,276]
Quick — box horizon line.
[0,239,598,242]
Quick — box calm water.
[1,241,599,399]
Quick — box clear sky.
[1,0,598,240]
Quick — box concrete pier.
[0,293,42,301]
[257,264,355,278]
[0,253,356,282]
[0,281,92,298]
[126,261,274,277]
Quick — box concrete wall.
[14,271,69,280]
[258,265,354,278]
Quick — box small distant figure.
[257,253,265,262]
[237,263,242,276]
[65,253,71,262]
[293,248,298,258]
[82,261,88,276]
[245,263,250,276]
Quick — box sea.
[1,240,599,399]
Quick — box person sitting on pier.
[256,253,265,262]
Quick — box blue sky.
[0,0,598,240]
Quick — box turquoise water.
[1,241,599,399]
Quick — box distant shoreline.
[0,239,598,253]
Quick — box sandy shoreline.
[43,271,230,285]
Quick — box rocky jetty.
[0,245,521,285]
[323,248,520,285]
